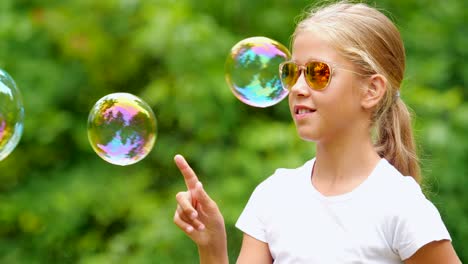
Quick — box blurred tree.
[0,0,466,263]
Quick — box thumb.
[194,181,215,209]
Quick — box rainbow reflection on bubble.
[0,69,24,161]
[87,93,157,166]
[225,36,291,108]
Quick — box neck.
[312,125,381,196]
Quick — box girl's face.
[288,30,367,143]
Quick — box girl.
[173,1,461,263]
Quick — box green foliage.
[0,0,466,263]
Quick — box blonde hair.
[294,1,421,182]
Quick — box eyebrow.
[290,57,334,65]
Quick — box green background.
[0,0,466,263]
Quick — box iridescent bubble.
[225,36,291,108]
[87,93,157,166]
[0,69,24,161]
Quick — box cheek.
[288,96,294,114]
[319,83,361,117]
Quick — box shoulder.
[366,160,451,260]
[381,177,452,259]
[364,159,434,221]
[255,158,314,193]
[372,159,424,203]
[374,159,445,219]
[247,158,314,204]
[236,158,315,235]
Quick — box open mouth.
[295,106,316,115]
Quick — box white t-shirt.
[236,158,451,264]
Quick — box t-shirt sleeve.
[393,178,452,260]
[235,182,269,243]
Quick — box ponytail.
[374,98,421,183]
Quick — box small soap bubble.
[87,93,157,166]
[0,69,24,161]
[225,36,291,108]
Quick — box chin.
[300,136,318,142]
[296,129,319,142]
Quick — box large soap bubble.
[225,36,291,108]
[0,69,24,161]
[87,93,157,166]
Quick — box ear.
[361,74,387,110]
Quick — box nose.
[289,72,311,97]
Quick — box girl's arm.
[173,155,229,264]
[404,240,461,264]
[173,154,273,264]
[236,234,273,264]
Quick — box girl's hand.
[173,154,227,249]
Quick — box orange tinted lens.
[306,61,331,90]
[280,62,299,91]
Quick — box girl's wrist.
[198,244,229,264]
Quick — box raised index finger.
[174,154,199,190]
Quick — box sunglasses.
[279,60,363,91]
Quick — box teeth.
[297,108,313,114]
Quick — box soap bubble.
[225,36,291,108]
[0,69,24,161]
[87,93,157,166]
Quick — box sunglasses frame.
[279,60,365,92]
